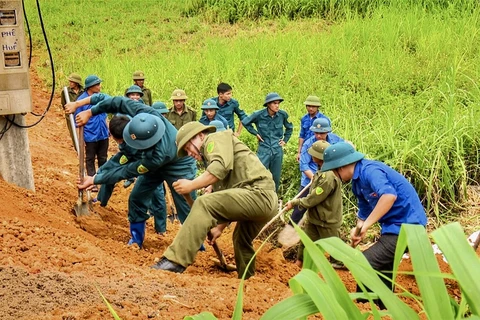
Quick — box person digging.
[283,140,344,268]
[152,122,278,279]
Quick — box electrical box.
[0,0,32,115]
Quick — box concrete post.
[0,115,35,191]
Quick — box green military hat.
[310,118,331,133]
[321,142,364,172]
[152,101,169,114]
[304,95,321,107]
[171,89,188,101]
[263,92,283,106]
[210,120,226,132]
[132,70,146,80]
[84,75,102,89]
[201,99,219,110]
[125,85,144,97]
[176,122,216,157]
[67,73,82,85]
[123,113,165,150]
[308,140,330,160]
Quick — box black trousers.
[85,138,109,176]
[356,234,398,309]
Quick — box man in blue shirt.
[321,142,427,307]
[74,75,109,192]
[242,92,294,192]
[291,118,344,224]
[296,95,331,162]
[209,83,247,136]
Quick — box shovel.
[73,126,90,216]
[64,87,92,216]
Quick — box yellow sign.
[206,141,215,153]
[315,187,324,195]
[119,155,128,165]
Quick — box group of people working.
[61,71,427,308]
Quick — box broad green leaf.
[319,237,419,320]
[292,221,363,318]
[289,269,349,319]
[432,223,480,316]
[261,293,319,319]
[184,312,217,320]
[400,224,454,319]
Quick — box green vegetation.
[25,0,480,221]
[186,222,480,319]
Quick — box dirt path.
[0,60,476,319]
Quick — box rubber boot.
[127,221,146,249]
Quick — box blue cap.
[263,92,284,106]
[321,142,364,172]
[210,120,225,132]
[84,75,102,89]
[123,114,165,150]
[310,118,331,133]
[201,99,219,110]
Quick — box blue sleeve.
[299,116,307,139]
[357,196,371,221]
[366,167,398,198]
[233,101,248,121]
[91,96,161,118]
[299,142,312,172]
[241,111,259,136]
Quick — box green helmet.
[132,70,146,80]
[308,140,330,160]
[321,142,364,172]
[84,75,102,89]
[303,95,321,107]
[171,89,188,100]
[176,122,216,157]
[201,99,219,110]
[123,114,165,150]
[67,73,82,85]
[125,85,144,97]
[310,118,331,133]
[263,92,283,106]
[152,101,169,114]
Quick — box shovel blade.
[211,257,237,272]
[73,198,90,216]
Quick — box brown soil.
[0,60,479,320]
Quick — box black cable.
[9,0,56,128]
[22,0,32,68]
[0,115,15,141]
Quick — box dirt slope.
[0,61,476,320]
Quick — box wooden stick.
[256,181,312,239]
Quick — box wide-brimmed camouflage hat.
[176,122,216,157]
[308,140,330,160]
[67,73,82,85]
[303,95,321,107]
[132,70,146,80]
[171,89,188,100]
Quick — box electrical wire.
[6,0,56,129]
[22,0,32,68]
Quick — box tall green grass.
[25,0,480,219]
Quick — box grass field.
[25,0,480,222]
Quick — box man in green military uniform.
[242,92,294,192]
[61,72,84,152]
[166,89,197,130]
[284,141,343,268]
[128,71,153,106]
[152,122,278,279]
